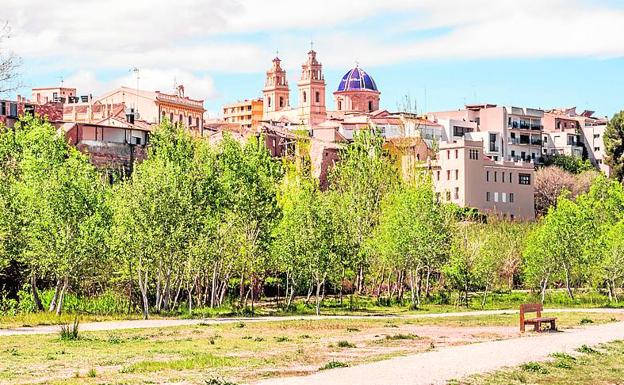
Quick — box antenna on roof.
[310,40,314,51]
[129,67,140,113]
[58,76,64,87]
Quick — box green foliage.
[59,317,80,340]
[604,111,624,181]
[336,340,356,348]
[319,360,349,370]
[542,154,594,174]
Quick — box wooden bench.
[520,303,557,332]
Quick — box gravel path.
[255,320,624,385]
[0,308,622,336]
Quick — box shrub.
[319,360,348,370]
[59,317,80,341]
[275,336,290,342]
[579,318,594,325]
[336,340,356,348]
[385,333,419,340]
[87,368,96,377]
[576,344,601,355]
[521,362,548,374]
[204,377,234,385]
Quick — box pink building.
[431,139,535,220]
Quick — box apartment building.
[31,87,77,104]
[429,104,544,164]
[430,139,535,220]
[222,99,263,130]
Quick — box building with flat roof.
[430,139,535,220]
[223,99,263,130]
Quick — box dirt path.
[0,308,622,336]
[255,321,624,385]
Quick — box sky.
[2,0,624,118]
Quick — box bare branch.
[0,21,22,95]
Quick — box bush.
[336,340,355,348]
[319,360,348,370]
[59,317,80,341]
[520,362,548,374]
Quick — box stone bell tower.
[297,47,326,126]
[263,55,290,116]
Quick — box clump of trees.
[1,115,624,318]
[605,111,624,182]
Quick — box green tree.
[604,111,624,181]
[542,154,594,175]
[373,176,450,308]
[329,129,398,294]
[14,117,109,314]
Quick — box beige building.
[431,139,535,220]
[223,99,263,130]
[31,87,77,104]
[62,86,205,134]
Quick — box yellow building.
[222,99,263,130]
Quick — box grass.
[460,341,624,385]
[59,317,80,341]
[0,311,620,384]
[319,360,349,370]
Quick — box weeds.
[576,344,601,355]
[520,362,548,374]
[385,333,420,340]
[205,377,238,385]
[59,317,80,341]
[336,340,356,348]
[320,360,348,370]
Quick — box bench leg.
[550,321,557,331]
[534,322,541,332]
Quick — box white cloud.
[3,0,624,86]
[65,69,217,102]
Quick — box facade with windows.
[430,139,535,220]
[223,99,263,130]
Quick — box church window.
[338,100,342,110]
[368,101,373,111]
[268,97,272,108]
[303,91,307,103]
[279,97,284,108]
[188,116,192,126]
[315,91,320,103]
[170,113,173,122]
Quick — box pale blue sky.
[4,0,624,117]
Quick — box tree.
[0,22,21,95]
[329,129,398,294]
[604,111,624,182]
[14,117,109,314]
[599,220,624,302]
[534,166,598,217]
[273,166,335,314]
[373,177,450,308]
[542,154,594,175]
[524,195,590,300]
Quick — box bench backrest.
[520,303,543,314]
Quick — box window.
[469,149,479,160]
[315,92,320,103]
[455,170,459,180]
[179,114,183,122]
[170,113,173,122]
[519,173,531,185]
[446,170,451,180]
[509,193,514,203]
[188,116,192,126]
[368,101,373,111]
[594,147,600,151]
[435,192,440,203]
[279,97,284,108]
[594,134,600,139]
[454,187,459,200]
[494,192,499,203]
[502,193,507,203]
[486,171,490,182]
[455,149,459,159]
[196,117,200,127]
[268,97,272,108]
[509,172,513,183]
[445,191,451,201]
[303,91,307,103]
[338,100,342,110]
[494,171,497,182]
[436,170,440,181]
[447,150,450,159]
[486,192,491,202]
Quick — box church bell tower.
[297,47,326,126]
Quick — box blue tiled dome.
[336,66,378,92]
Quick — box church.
[261,49,384,130]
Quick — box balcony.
[531,138,543,146]
[489,143,500,152]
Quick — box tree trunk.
[424,267,432,299]
[481,285,489,309]
[30,275,44,312]
[564,266,574,300]
[540,272,550,303]
[55,277,69,316]
[210,263,218,308]
[48,279,62,312]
